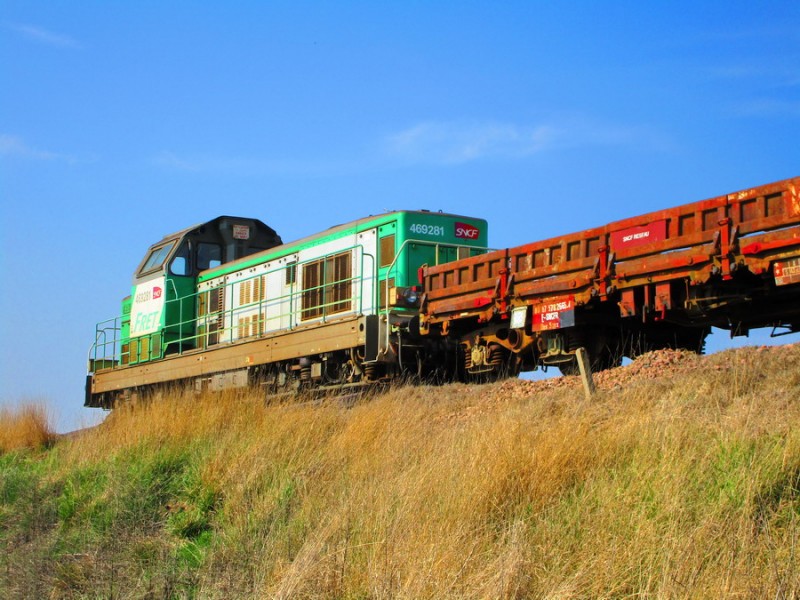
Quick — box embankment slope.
[2,344,799,598]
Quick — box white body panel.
[197,229,378,346]
[130,276,166,337]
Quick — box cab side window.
[198,243,222,270]
[170,243,191,276]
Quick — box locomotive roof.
[133,215,284,283]
[197,209,483,282]
[151,215,279,243]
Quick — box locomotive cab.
[122,217,282,364]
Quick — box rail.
[198,245,376,347]
[87,316,124,371]
[88,245,376,371]
[88,237,489,372]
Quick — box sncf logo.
[455,222,480,239]
[152,287,163,300]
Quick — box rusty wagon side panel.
[419,176,800,371]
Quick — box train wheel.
[464,343,521,382]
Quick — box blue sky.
[2,2,798,431]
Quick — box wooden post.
[575,347,596,400]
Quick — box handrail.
[88,236,487,372]
[90,243,377,371]
[87,316,122,370]
[199,244,374,346]
[377,238,490,360]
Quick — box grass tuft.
[0,402,56,453]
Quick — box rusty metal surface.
[421,176,800,329]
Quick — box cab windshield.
[140,241,176,274]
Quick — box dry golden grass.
[0,402,55,452]
[8,343,800,598]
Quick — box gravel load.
[435,343,800,423]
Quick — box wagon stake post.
[575,347,596,400]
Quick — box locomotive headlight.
[390,286,421,307]
[403,287,420,306]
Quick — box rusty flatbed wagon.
[419,177,800,374]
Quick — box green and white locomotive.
[87,211,488,407]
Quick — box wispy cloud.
[6,22,81,48]
[699,24,800,44]
[154,151,205,172]
[0,134,80,163]
[152,150,359,177]
[383,118,663,166]
[153,117,667,176]
[385,121,557,165]
[732,99,800,119]
[706,63,800,88]
[703,60,800,120]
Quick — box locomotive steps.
[2,342,800,597]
